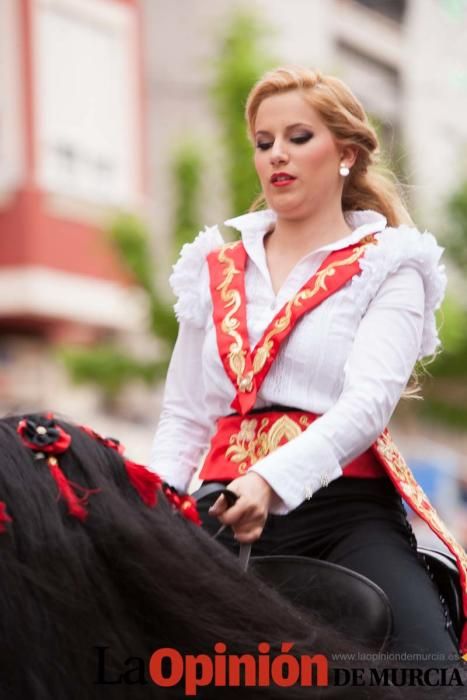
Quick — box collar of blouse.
[223,208,387,279]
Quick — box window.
[0,0,23,192]
[352,0,407,23]
[35,0,138,205]
[336,41,401,121]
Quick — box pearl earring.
[339,163,350,177]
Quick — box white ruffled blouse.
[149,209,446,514]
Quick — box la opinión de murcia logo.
[94,644,465,695]
[95,643,328,694]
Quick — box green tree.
[210,10,277,216]
[418,180,467,426]
[61,141,203,400]
[172,139,204,254]
[441,181,467,271]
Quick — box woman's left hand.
[208,472,277,543]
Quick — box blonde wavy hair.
[245,66,412,227]
[246,66,423,396]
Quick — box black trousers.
[197,476,459,659]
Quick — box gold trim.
[374,431,467,574]
[225,415,310,474]
[253,243,373,374]
[216,243,252,392]
[215,238,377,392]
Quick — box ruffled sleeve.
[350,225,447,359]
[169,225,224,328]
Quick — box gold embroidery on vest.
[252,241,376,374]
[216,243,253,392]
[216,238,377,389]
[374,431,467,574]
[226,415,311,474]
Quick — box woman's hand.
[208,472,277,543]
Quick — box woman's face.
[253,91,351,218]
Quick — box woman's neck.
[267,207,353,257]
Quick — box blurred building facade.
[143,0,467,236]
[0,0,153,455]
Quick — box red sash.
[200,410,385,481]
[205,236,467,655]
[207,236,377,415]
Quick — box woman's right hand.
[208,472,276,543]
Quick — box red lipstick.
[270,172,296,187]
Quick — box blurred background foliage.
[60,139,202,397]
[209,11,276,215]
[419,180,467,427]
[61,8,467,428]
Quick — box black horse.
[0,414,462,699]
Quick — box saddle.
[193,482,463,653]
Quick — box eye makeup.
[255,131,313,150]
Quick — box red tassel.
[79,423,200,523]
[124,459,162,507]
[0,501,12,533]
[178,495,202,526]
[163,486,201,526]
[164,485,181,510]
[47,457,88,522]
[79,425,125,455]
